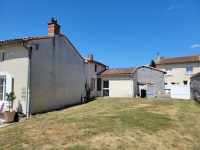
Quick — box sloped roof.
[156,54,200,65]
[0,34,85,61]
[98,65,166,76]
[0,35,54,46]
[98,67,136,75]
[83,57,107,67]
[190,72,200,79]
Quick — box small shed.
[190,72,200,102]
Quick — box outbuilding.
[97,65,166,98]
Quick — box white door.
[146,84,155,98]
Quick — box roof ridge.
[160,54,200,59]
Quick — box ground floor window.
[103,81,109,97]
[183,81,188,85]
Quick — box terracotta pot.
[4,111,16,123]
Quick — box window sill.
[185,74,193,76]
[165,74,173,76]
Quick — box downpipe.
[22,42,32,117]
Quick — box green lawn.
[0,97,200,150]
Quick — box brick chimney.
[47,18,60,35]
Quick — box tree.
[149,60,156,68]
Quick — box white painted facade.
[0,44,29,113]
[84,58,106,98]
[98,75,134,98]
[157,62,200,85]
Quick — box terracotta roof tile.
[98,68,136,75]
[0,35,54,46]
[190,72,200,79]
[156,54,200,65]
[98,65,166,75]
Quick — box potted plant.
[4,92,16,123]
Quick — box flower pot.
[4,111,16,123]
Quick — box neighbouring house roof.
[156,54,200,65]
[98,65,166,76]
[83,57,107,67]
[190,72,200,79]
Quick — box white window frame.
[0,78,6,102]
[186,67,193,75]
[0,72,12,107]
[103,81,109,97]
[165,68,172,75]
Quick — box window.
[165,68,172,75]
[95,65,97,72]
[186,67,193,74]
[103,81,109,88]
[103,81,109,97]
[0,52,4,62]
[183,81,188,85]
[0,78,6,101]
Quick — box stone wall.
[190,76,200,102]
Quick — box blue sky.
[0,0,200,68]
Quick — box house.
[190,72,200,102]
[0,18,106,116]
[83,53,107,98]
[155,54,200,93]
[97,65,166,97]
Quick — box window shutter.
[97,78,101,91]
[91,78,94,91]
[6,75,12,93]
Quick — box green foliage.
[5,92,16,111]
[85,78,91,99]
[149,60,156,68]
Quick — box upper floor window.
[95,65,97,72]
[0,52,4,62]
[165,68,172,75]
[186,67,193,74]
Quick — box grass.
[0,97,200,149]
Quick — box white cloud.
[190,44,200,49]
[167,5,175,10]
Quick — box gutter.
[22,42,32,117]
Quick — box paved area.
[0,119,9,128]
[0,117,27,128]
[155,94,171,98]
